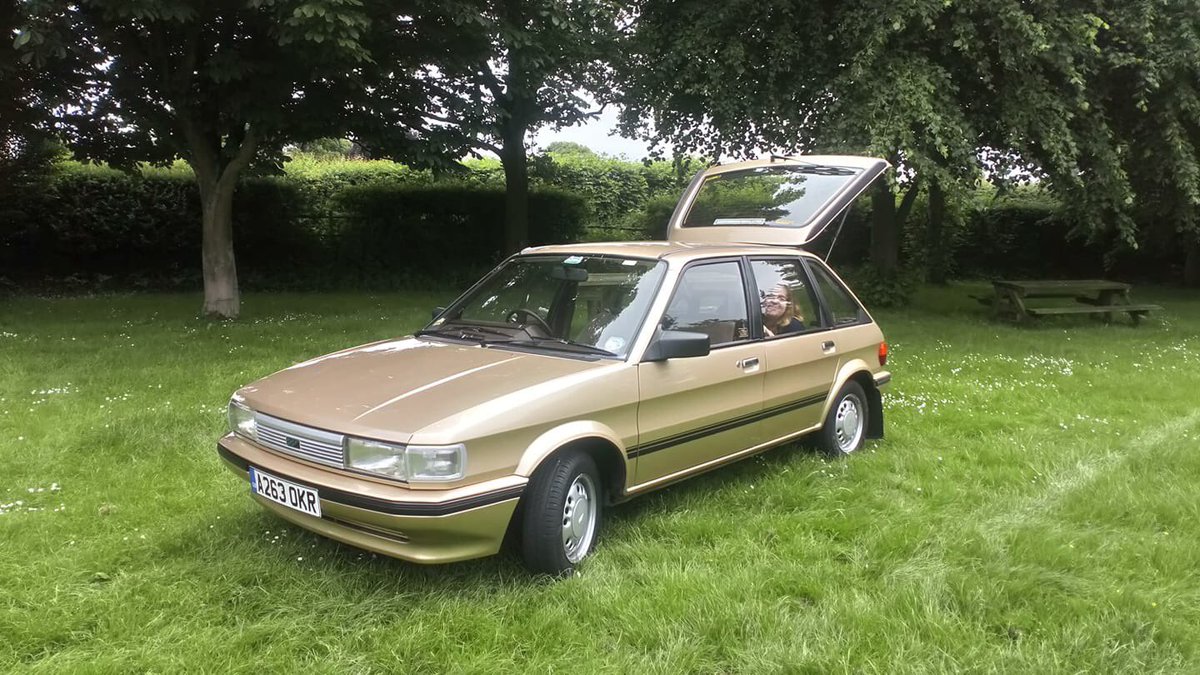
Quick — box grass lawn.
[2,284,1198,673]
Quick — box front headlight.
[346,437,407,480]
[228,399,256,438]
[406,444,466,482]
[345,438,466,482]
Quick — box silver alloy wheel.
[561,473,598,563]
[834,393,865,453]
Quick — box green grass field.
[2,285,1198,673]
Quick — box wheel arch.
[515,421,630,502]
[827,360,884,440]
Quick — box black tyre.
[520,450,602,575]
[819,381,868,456]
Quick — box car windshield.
[682,165,863,229]
[422,254,667,359]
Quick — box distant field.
[1,285,1198,673]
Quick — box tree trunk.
[181,121,256,320]
[1185,237,1200,287]
[926,180,947,284]
[500,126,530,255]
[199,177,239,318]
[870,179,898,273]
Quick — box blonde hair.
[764,283,804,331]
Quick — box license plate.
[249,467,322,518]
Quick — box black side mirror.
[431,306,446,320]
[641,330,710,362]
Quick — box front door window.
[661,261,750,346]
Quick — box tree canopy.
[615,0,1200,284]
[14,0,440,317]
[366,0,624,253]
[11,0,1200,297]
[1087,0,1200,281]
[3,0,79,170]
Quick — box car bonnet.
[235,337,611,442]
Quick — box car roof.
[521,241,820,264]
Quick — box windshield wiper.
[523,337,616,357]
[415,327,486,344]
[456,324,513,339]
[416,324,514,343]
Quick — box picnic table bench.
[983,279,1162,325]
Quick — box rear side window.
[806,262,866,327]
[750,259,821,337]
[661,261,750,346]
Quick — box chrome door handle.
[821,341,836,353]
[738,357,759,369]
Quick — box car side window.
[750,259,821,336]
[806,261,866,327]
[661,261,749,347]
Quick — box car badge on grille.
[285,436,300,449]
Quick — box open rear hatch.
[666,155,889,248]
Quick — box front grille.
[254,412,345,468]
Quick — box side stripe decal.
[628,391,829,458]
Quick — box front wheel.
[819,381,867,456]
[520,450,602,575]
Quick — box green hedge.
[957,199,1102,278]
[0,166,586,289]
[328,183,586,286]
[898,189,1121,281]
[530,155,698,235]
[264,152,693,238]
[2,169,202,284]
[3,158,1183,292]
[0,167,316,287]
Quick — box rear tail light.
[878,341,888,366]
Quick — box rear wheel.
[520,450,601,575]
[819,381,867,456]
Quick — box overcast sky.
[531,107,657,160]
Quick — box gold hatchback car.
[217,156,892,574]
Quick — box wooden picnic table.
[989,279,1162,325]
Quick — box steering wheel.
[506,308,553,334]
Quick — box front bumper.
[216,435,525,564]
